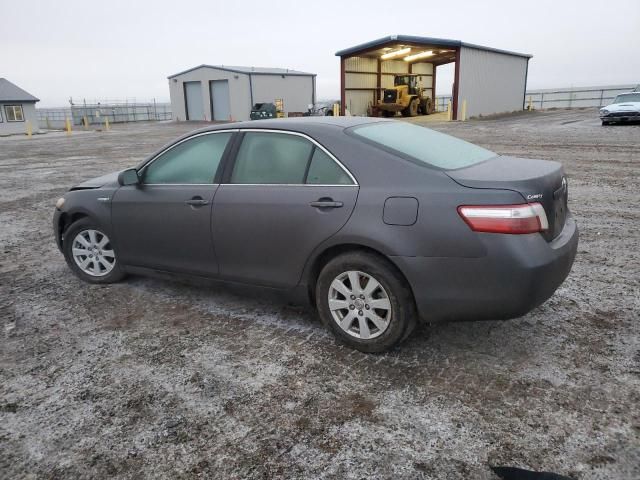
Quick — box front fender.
[53,188,117,250]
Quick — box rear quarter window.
[349,121,496,170]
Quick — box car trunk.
[446,156,569,242]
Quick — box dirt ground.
[1,109,638,479]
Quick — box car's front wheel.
[602,120,610,126]
[316,252,417,353]
[62,218,126,284]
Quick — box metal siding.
[169,67,252,121]
[250,75,314,114]
[457,46,528,118]
[344,56,377,72]
[381,76,396,89]
[381,60,409,74]
[345,90,375,116]
[345,73,377,89]
[411,63,434,75]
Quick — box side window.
[143,132,232,184]
[306,148,353,185]
[231,132,313,184]
[5,105,24,122]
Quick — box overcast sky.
[2,0,639,107]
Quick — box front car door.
[212,130,359,288]
[112,130,235,275]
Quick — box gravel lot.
[1,109,638,479]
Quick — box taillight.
[457,203,549,234]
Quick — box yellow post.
[528,96,533,111]
[333,103,340,117]
[461,99,467,121]
[26,120,32,138]
[447,100,452,121]
[105,117,110,131]
[65,117,72,135]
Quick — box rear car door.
[112,131,234,275]
[212,130,358,288]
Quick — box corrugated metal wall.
[457,46,528,118]
[380,60,408,74]
[346,90,376,117]
[344,56,377,116]
[411,63,434,102]
[345,57,377,71]
[251,75,315,114]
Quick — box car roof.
[193,116,390,135]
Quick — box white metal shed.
[335,35,532,119]
[168,65,316,122]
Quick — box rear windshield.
[350,121,496,170]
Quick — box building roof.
[0,78,39,103]
[168,65,316,79]
[335,35,532,60]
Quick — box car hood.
[70,170,122,190]
[602,101,640,112]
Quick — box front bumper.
[392,215,578,323]
[53,208,63,252]
[600,112,640,122]
[378,103,405,113]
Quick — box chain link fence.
[37,99,172,129]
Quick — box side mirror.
[118,168,140,186]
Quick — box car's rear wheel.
[316,252,416,352]
[63,218,126,284]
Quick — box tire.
[402,99,419,117]
[316,252,417,353]
[62,218,126,284]
[601,120,610,126]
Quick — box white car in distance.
[600,91,640,125]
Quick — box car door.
[212,130,359,288]
[112,131,235,275]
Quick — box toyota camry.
[53,117,578,352]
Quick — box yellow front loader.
[378,74,433,117]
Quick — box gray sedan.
[53,117,578,352]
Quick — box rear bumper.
[392,215,578,323]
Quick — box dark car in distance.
[53,117,578,352]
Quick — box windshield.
[394,76,413,87]
[350,122,496,170]
[613,93,640,104]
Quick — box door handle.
[185,198,209,206]
[309,200,343,209]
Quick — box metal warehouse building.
[336,35,532,119]
[0,78,39,135]
[168,65,316,122]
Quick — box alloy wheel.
[328,270,392,339]
[71,229,116,277]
